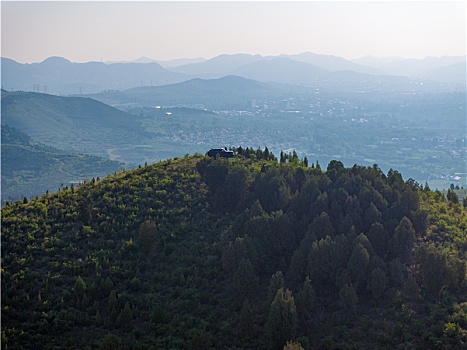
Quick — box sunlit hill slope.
[1,150,466,349]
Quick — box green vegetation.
[1,91,145,159]
[1,125,122,204]
[0,91,221,166]
[92,86,467,189]
[2,88,465,192]
[2,150,466,349]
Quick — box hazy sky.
[1,1,466,63]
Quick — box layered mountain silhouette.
[2,52,464,95]
[1,57,189,94]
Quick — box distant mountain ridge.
[167,53,263,77]
[233,57,329,84]
[106,56,207,67]
[352,55,466,83]
[1,57,190,94]
[2,52,465,95]
[281,51,382,75]
[422,62,466,84]
[89,75,270,109]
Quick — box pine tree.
[96,310,103,326]
[74,276,86,302]
[447,189,459,204]
[117,302,133,329]
[267,271,285,305]
[283,341,305,350]
[367,268,388,299]
[296,276,315,321]
[280,151,286,164]
[339,283,358,313]
[266,288,298,350]
[233,258,258,297]
[238,298,254,337]
[108,290,117,312]
[347,243,370,285]
[403,274,421,302]
[367,222,389,258]
[390,216,415,263]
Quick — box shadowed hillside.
[1,124,122,204]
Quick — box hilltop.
[2,150,466,349]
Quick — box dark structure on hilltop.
[207,148,234,158]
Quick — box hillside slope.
[1,151,466,349]
[1,91,145,158]
[1,124,122,204]
[87,75,270,110]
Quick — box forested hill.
[1,124,122,204]
[2,150,466,349]
[1,91,144,158]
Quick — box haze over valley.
[2,51,466,202]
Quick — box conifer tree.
[74,276,86,302]
[339,283,358,313]
[403,274,421,302]
[267,271,285,306]
[108,290,118,312]
[233,258,258,297]
[447,189,459,204]
[390,216,415,263]
[238,298,254,337]
[266,288,298,350]
[283,341,305,350]
[296,276,315,321]
[367,222,389,258]
[367,268,388,299]
[117,302,133,329]
[347,243,370,285]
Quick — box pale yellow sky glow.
[1,1,466,63]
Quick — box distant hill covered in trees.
[1,124,122,204]
[1,150,466,349]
